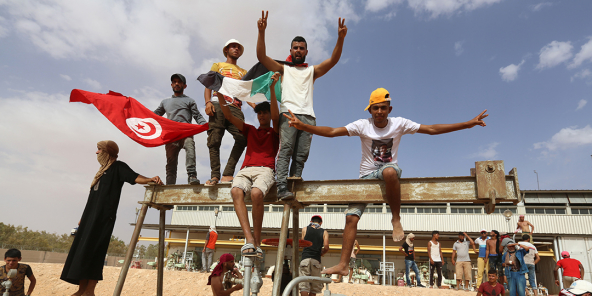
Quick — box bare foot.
[392,218,404,242]
[321,263,349,276]
[221,176,234,183]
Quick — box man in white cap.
[561,280,592,296]
[201,225,218,272]
[204,39,251,186]
[475,229,490,287]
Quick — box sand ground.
[25,262,491,295]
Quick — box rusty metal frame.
[113,160,519,296]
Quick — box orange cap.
[364,88,391,111]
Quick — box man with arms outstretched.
[256,10,347,199]
[218,73,280,256]
[284,87,488,276]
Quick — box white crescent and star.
[125,118,162,140]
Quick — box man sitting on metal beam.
[284,87,488,276]
[216,73,281,257]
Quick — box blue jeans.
[508,271,526,296]
[526,264,536,289]
[405,259,421,286]
[276,113,315,188]
[346,163,402,217]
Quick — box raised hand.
[338,17,347,39]
[270,72,280,86]
[469,109,488,127]
[258,10,268,32]
[282,110,303,129]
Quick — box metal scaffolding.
[112,160,521,296]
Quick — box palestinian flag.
[198,62,286,104]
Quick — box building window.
[364,207,383,213]
[400,207,414,214]
[273,206,284,212]
[417,207,447,214]
[490,207,517,214]
[572,208,591,215]
[198,206,219,211]
[450,207,481,214]
[222,206,234,212]
[299,206,324,213]
[246,206,252,212]
[327,207,348,213]
[177,206,197,211]
[525,208,566,215]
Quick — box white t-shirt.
[345,117,420,177]
[280,65,315,117]
[518,242,538,265]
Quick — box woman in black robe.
[60,140,162,296]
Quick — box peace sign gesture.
[338,17,347,39]
[258,10,268,32]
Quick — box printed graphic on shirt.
[372,139,393,166]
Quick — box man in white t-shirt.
[256,10,348,199]
[519,234,540,296]
[284,87,488,276]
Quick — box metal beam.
[143,161,520,208]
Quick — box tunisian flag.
[70,89,208,147]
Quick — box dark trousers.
[276,113,315,187]
[207,102,246,179]
[430,261,443,287]
[165,137,196,185]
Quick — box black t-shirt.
[402,242,414,261]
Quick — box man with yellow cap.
[204,39,252,186]
[60,140,163,296]
[284,88,488,277]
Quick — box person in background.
[427,230,444,289]
[555,251,585,288]
[399,233,425,287]
[1,249,36,296]
[202,226,218,273]
[519,234,540,296]
[477,269,505,296]
[208,253,243,296]
[475,229,490,287]
[299,215,329,296]
[452,232,476,291]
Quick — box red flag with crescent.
[70,89,209,147]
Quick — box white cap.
[566,280,592,295]
[223,39,244,57]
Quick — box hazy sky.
[1,0,591,243]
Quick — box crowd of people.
[1,8,588,296]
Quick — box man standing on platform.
[283,87,488,276]
[300,215,329,296]
[452,232,476,291]
[256,10,348,200]
[154,73,207,185]
[202,226,218,273]
[555,251,585,288]
[516,215,535,243]
[204,39,250,186]
[476,229,490,287]
[400,233,425,287]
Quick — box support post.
[113,203,148,296]
[157,208,166,296]
[243,256,253,296]
[291,209,299,296]
[382,233,386,286]
[272,204,291,296]
[182,229,190,264]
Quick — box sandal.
[204,178,219,187]
[256,246,263,258]
[241,243,257,256]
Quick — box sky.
[1,0,591,244]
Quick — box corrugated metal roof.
[171,211,592,235]
[524,191,592,204]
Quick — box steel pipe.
[281,276,332,296]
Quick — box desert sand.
[26,262,480,295]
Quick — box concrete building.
[138,189,591,294]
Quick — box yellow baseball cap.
[364,88,391,111]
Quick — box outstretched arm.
[135,175,163,185]
[417,110,488,135]
[269,72,281,133]
[256,11,283,74]
[217,93,245,131]
[313,18,347,80]
[283,110,348,137]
